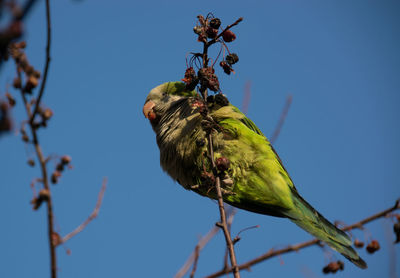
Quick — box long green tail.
[287,190,367,269]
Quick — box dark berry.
[222,30,236,42]
[219,61,234,75]
[209,18,221,29]
[206,27,218,39]
[226,53,239,65]
[366,240,380,254]
[216,157,230,172]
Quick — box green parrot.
[143,81,367,269]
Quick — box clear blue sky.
[1,1,399,277]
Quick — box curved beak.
[142,100,155,119]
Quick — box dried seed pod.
[27,159,35,167]
[354,239,365,248]
[61,155,72,165]
[198,67,220,92]
[366,239,380,254]
[216,157,230,172]
[209,18,221,29]
[56,163,64,172]
[322,261,344,274]
[197,34,207,43]
[219,61,234,75]
[22,133,29,142]
[51,232,62,246]
[42,108,53,121]
[25,65,35,76]
[15,41,27,49]
[13,77,22,89]
[222,30,236,42]
[193,26,203,35]
[51,171,62,184]
[226,53,239,65]
[33,70,41,78]
[182,67,199,91]
[39,189,50,200]
[31,189,50,210]
[206,27,218,39]
[25,76,39,92]
[5,92,16,106]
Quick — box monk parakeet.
[143,81,367,269]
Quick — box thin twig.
[12,1,54,276]
[208,17,243,45]
[207,133,240,278]
[223,209,236,271]
[62,178,107,244]
[17,70,57,278]
[198,16,243,278]
[204,199,400,278]
[30,0,51,125]
[270,94,292,145]
[175,226,220,278]
[176,209,236,278]
[190,246,201,278]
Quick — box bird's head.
[143,81,197,126]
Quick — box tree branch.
[175,226,219,278]
[17,69,57,278]
[198,19,241,276]
[61,178,107,244]
[204,199,400,278]
[192,15,244,278]
[30,0,51,125]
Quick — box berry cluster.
[182,14,242,94]
[9,42,41,94]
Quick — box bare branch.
[270,94,292,145]
[206,133,240,278]
[175,226,219,278]
[62,178,107,244]
[195,15,244,278]
[30,0,51,125]
[176,209,236,278]
[17,70,57,278]
[205,199,400,278]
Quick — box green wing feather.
[209,104,367,269]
